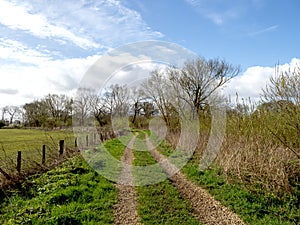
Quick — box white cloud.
[107,62,163,87]
[0,0,163,50]
[0,55,99,107]
[249,25,278,36]
[206,13,224,25]
[0,88,18,95]
[185,0,258,25]
[63,0,164,45]
[225,66,274,102]
[0,38,51,65]
[0,0,100,49]
[225,58,300,103]
[2,55,300,109]
[0,0,165,108]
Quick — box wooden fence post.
[42,145,46,165]
[75,137,78,148]
[59,140,64,156]
[17,151,21,174]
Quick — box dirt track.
[145,136,246,225]
[114,135,140,225]
[113,134,245,225]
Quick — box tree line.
[1,56,299,143]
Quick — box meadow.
[0,129,75,178]
[0,129,75,156]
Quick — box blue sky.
[0,0,299,108]
[124,0,300,68]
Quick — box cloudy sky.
[1,0,300,108]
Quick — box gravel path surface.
[146,136,246,225]
[114,135,141,225]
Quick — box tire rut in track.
[145,136,246,225]
[114,135,140,225]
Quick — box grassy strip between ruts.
[156,139,300,225]
[133,131,150,152]
[0,155,117,225]
[133,131,201,225]
[104,134,133,160]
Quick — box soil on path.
[146,136,246,225]
[114,135,140,225]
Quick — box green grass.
[0,129,75,153]
[133,137,200,224]
[1,130,200,224]
[133,149,167,186]
[134,151,157,166]
[104,135,132,160]
[0,129,75,164]
[136,131,146,140]
[81,137,130,184]
[156,140,300,225]
[132,130,149,152]
[156,141,174,156]
[0,155,117,225]
[136,181,200,225]
[0,129,76,173]
[132,130,164,184]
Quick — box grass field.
[0,129,75,155]
[0,128,75,174]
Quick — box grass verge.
[0,155,117,225]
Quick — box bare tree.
[73,88,94,126]
[102,84,129,117]
[168,57,240,115]
[3,106,22,124]
[129,86,145,124]
[43,94,73,127]
[22,95,72,127]
[142,58,239,126]
[88,90,110,126]
[140,101,156,118]
[142,69,175,127]
[1,107,6,121]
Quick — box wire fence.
[0,129,121,187]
